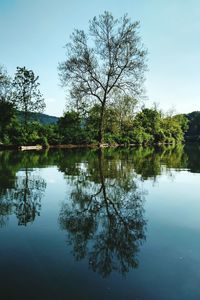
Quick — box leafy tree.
[173,114,189,133]
[0,65,12,102]
[13,67,45,131]
[58,111,83,144]
[162,116,184,143]
[0,101,16,142]
[59,11,147,144]
[0,66,15,141]
[132,108,161,143]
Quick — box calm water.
[1,145,200,300]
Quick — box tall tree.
[13,67,45,130]
[0,65,15,140]
[59,11,147,145]
[0,65,12,102]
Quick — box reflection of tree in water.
[0,151,19,227]
[128,144,188,180]
[0,151,46,227]
[59,150,146,277]
[13,168,46,226]
[0,195,13,227]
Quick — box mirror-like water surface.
[1,145,200,300]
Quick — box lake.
[1,144,200,300]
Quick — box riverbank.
[0,141,183,151]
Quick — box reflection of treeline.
[0,144,196,187]
[126,144,188,179]
[0,144,198,184]
[58,144,188,180]
[0,144,199,228]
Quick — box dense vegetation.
[0,97,189,146]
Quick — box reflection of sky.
[1,0,200,116]
[145,170,200,229]
[139,170,200,300]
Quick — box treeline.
[58,104,188,145]
[0,103,189,146]
[0,65,189,146]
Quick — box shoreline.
[0,142,184,151]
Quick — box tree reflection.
[59,150,146,277]
[0,196,13,227]
[111,144,188,181]
[13,168,46,225]
[0,151,46,227]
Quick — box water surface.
[1,145,200,300]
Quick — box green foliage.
[56,106,187,146]
[130,108,186,145]
[58,111,89,144]
[0,101,16,142]
[12,66,46,131]
[0,65,12,102]
[0,66,15,142]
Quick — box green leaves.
[12,66,45,131]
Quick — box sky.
[0,0,200,117]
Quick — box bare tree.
[59,11,147,144]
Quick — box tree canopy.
[0,65,12,103]
[13,66,46,130]
[59,11,147,144]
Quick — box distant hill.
[17,111,59,125]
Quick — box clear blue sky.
[0,0,200,116]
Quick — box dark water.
[1,145,200,300]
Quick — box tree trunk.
[98,103,105,146]
[98,149,112,221]
[23,89,28,133]
[24,110,28,132]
